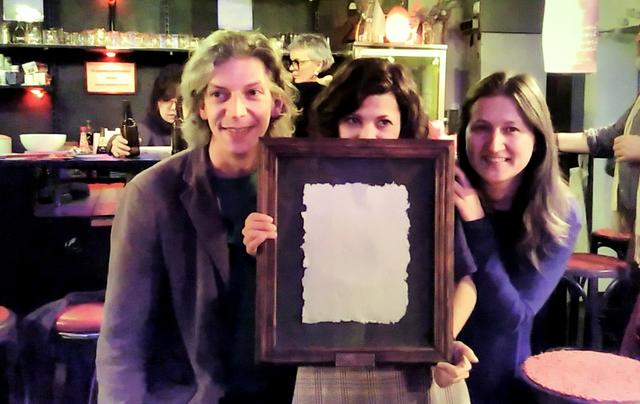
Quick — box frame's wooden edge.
[433,140,455,362]
[256,140,278,362]
[262,347,449,365]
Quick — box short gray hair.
[288,33,334,73]
[181,30,299,147]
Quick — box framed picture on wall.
[256,138,455,365]
[85,62,136,94]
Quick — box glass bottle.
[171,96,187,154]
[13,22,26,44]
[121,100,140,157]
[85,120,93,147]
[355,0,374,43]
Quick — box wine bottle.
[121,100,140,157]
[171,96,187,154]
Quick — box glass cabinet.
[352,43,447,120]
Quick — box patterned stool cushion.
[55,302,103,334]
[522,350,640,403]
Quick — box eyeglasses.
[289,59,312,70]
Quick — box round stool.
[0,306,18,404]
[522,350,640,403]
[55,302,103,339]
[591,228,632,259]
[55,302,103,404]
[564,253,629,349]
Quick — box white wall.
[480,33,547,94]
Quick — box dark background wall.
[0,0,362,151]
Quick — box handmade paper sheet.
[301,182,410,324]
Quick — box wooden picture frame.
[256,138,455,365]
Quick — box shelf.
[0,85,52,90]
[0,43,189,53]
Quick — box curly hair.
[181,30,299,147]
[457,72,573,268]
[309,58,427,139]
[288,33,334,73]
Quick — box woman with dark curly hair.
[309,57,426,140]
[244,58,478,403]
[109,64,184,157]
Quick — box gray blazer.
[96,146,232,403]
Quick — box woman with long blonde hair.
[454,72,580,403]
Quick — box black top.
[294,81,325,138]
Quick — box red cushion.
[0,306,10,324]
[55,302,103,334]
[522,350,640,402]
[593,228,632,242]
[567,252,628,273]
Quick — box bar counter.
[0,151,166,316]
[0,152,162,170]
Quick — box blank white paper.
[301,182,410,324]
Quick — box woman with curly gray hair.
[97,30,298,403]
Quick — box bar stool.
[564,253,629,349]
[590,228,631,259]
[521,350,640,403]
[0,306,19,404]
[54,302,103,404]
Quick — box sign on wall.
[85,62,136,94]
[542,0,598,73]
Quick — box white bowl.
[20,134,67,152]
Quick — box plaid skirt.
[292,366,470,404]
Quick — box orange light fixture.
[105,51,116,58]
[29,88,46,99]
[385,6,411,43]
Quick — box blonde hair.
[457,72,573,268]
[181,30,298,147]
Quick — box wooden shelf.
[0,43,189,53]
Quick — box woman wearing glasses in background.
[287,33,334,137]
[109,64,183,157]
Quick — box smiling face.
[338,93,401,139]
[465,95,536,198]
[199,57,280,166]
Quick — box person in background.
[557,32,640,260]
[243,58,478,403]
[96,30,298,403]
[287,33,334,137]
[109,64,183,157]
[455,72,581,403]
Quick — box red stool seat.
[566,252,629,277]
[522,350,640,403]
[592,228,632,243]
[55,303,103,334]
[0,306,10,324]
[591,228,632,259]
[565,253,630,349]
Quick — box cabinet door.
[353,45,447,120]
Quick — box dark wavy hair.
[309,58,427,139]
[457,72,572,268]
[148,64,183,116]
